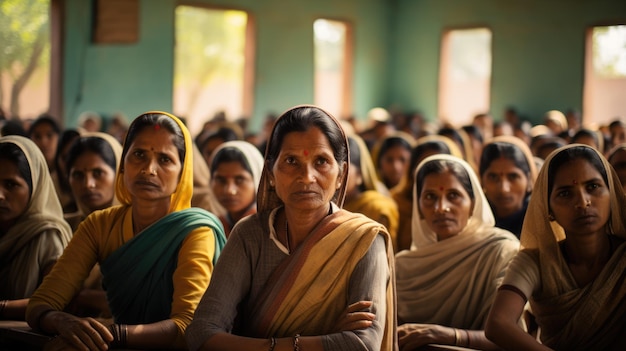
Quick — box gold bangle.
[453,328,460,346]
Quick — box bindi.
[154,124,161,131]
[303,150,309,156]
[439,186,444,191]
[572,179,577,184]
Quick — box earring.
[269,180,274,186]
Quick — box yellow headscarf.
[115,111,194,213]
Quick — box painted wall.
[61,0,390,132]
[389,0,626,125]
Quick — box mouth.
[433,217,455,225]
[81,193,101,201]
[574,214,597,224]
[135,179,159,188]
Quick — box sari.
[506,144,626,349]
[396,154,519,329]
[27,111,226,348]
[0,136,73,299]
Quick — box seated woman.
[26,111,227,350]
[479,136,538,238]
[0,136,73,320]
[344,134,399,250]
[571,128,604,153]
[54,129,81,214]
[209,140,264,237]
[186,105,397,351]
[392,135,462,252]
[371,132,414,192]
[485,144,626,350]
[396,154,519,350]
[64,133,123,230]
[607,143,626,191]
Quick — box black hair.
[0,142,33,197]
[198,127,240,154]
[547,146,608,199]
[462,125,484,144]
[1,120,27,137]
[210,146,253,175]
[415,159,474,201]
[479,142,531,181]
[121,113,185,167]
[375,136,412,167]
[65,136,118,176]
[408,141,451,180]
[28,114,61,137]
[266,106,347,172]
[572,129,600,149]
[54,129,81,189]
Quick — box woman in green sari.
[26,111,226,350]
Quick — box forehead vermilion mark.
[303,150,309,156]
[439,186,444,191]
[573,179,577,184]
[154,124,161,131]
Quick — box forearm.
[485,321,550,351]
[452,328,501,351]
[123,319,182,350]
[0,299,28,320]
[198,333,324,351]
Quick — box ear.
[337,162,348,188]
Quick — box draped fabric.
[396,154,519,328]
[101,207,225,324]
[518,144,626,349]
[249,210,397,351]
[0,136,72,299]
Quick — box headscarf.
[73,132,123,216]
[520,144,626,294]
[347,134,389,195]
[115,111,194,213]
[257,105,349,217]
[370,131,415,189]
[210,140,265,193]
[411,154,495,249]
[0,135,73,297]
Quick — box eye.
[587,182,602,191]
[70,172,84,181]
[285,156,296,165]
[133,150,144,158]
[486,173,499,182]
[93,169,103,178]
[316,157,330,166]
[556,190,570,198]
[159,155,171,164]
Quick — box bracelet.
[293,333,300,351]
[453,328,459,346]
[268,337,276,351]
[465,329,471,348]
[0,300,7,318]
[109,324,128,348]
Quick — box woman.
[210,140,264,237]
[28,114,61,172]
[186,105,397,351]
[479,136,538,238]
[371,132,414,192]
[571,128,604,153]
[54,129,81,214]
[64,133,123,230]
[26,111,227,350]
[396,154,519,350]
[607,143,626,190]
[485,145,626,350]
[344,134,399,250]
[0,136,73,320]
[392,135,462,252]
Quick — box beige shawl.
[0,136,73,299]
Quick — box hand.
[398,323,454,351]
[333,301,375,332]
[48,311,113,351]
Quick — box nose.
[435,197,451,213]
[574,189,591,209]
[500,178,511,193]
[299,163,316,184]
[85,173,96,188]
[225,181,237,195]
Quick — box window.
[314,19,352,119]
[0,0,53,120]
[174,6,252,136]
[438,28,492,126]
[583,25,626,126]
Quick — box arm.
[398,323,500,351]
[485,289,551,351]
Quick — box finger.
[345,311,375,322]
[65,332,90,351]
[342,320,374,330]
[346,301,373,313]
[89,318,114,344]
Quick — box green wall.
[389,0,626,124]
[61,0,390,132]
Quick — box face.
[123,127,183,204]
[419,170,474,241]
[611,125,626,146]
[482,157,529,218]
[30,123,59,166]
[211,161,256,218]
[574,135,598,150]
[345,164,363,201]
[549,158,611,237]
[202,138,225,167]
[69,151,116,214]
[379,145,410,188]
[0,158,31,227]
[270,127,343,213]
[609,149,626,191]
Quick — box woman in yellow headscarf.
[27,112,226,350]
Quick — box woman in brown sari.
[486,144,626,350]
[187,105,397,351]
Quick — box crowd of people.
[1,105,626,350]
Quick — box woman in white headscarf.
[396,154,519,350]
